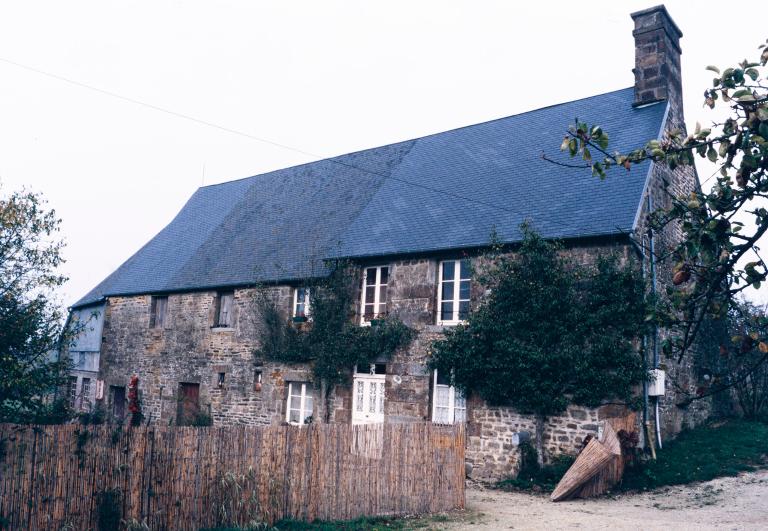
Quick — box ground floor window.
[68,376,78,409]
[110,385,126,421]
[432,370,466,424]
[80,378,91,411]
[286,382,314,425]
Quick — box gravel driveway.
[439,470,768,530]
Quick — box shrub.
[497,442,575,492]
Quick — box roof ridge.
[198,86,636,190]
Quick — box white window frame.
[292,287,311,318]
[351,364,386,424]
[360,266,389,325]
[431,370,466,425]
[437,259,471,325]
[286,382,314,426]
[80,378,92,411]
[68,376,78,409]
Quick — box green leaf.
[718,140,731,157]
[759,122,768,140]
[732,89,751,98]
[705,65,721,74]
[746,68,759,81]
[707,147,718,162]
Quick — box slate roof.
[73,87,666,308]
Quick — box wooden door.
[177,383,200,425]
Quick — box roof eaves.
[631,100,670,233]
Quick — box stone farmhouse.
[66,6,712,480]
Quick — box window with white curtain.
[293,287,310,318]
[214,291,234,327]
[286,382,314,425]
[437,259,471,325]
[431,370,466,424]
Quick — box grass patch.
[273,515,433,530]
[496,440,575,493]
[202,514,450,530]
[621,418,768,491]
[496,455,575,492]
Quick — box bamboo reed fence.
[0,422,465,530]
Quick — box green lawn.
[273,515,439,530]
[202,514,453,531]
[621,418,768,491]
[496,454,575,493]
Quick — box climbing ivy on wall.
[429,225,650,460]
[253,261,413,417]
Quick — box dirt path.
[439,470,768,530]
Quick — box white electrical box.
[648,369,665,396]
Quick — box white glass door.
[352,375,385,424]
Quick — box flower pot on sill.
[292,316,308,323]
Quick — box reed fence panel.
[0,422,465,530]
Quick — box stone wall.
[99,287,314,426]
[95,234,711,481]
[465,404,602,481]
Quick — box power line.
[0,56,633,237]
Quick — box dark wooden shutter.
[111,386,126,420]
[177,383,200,425]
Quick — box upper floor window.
[293,287,310,319]
[432,370,466,425]
[437,259,471,325]
[286,382,314,425]
[150,296,168,328]
[214,291,234,328]
[361,266,389,325]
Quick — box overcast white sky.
[1,0,766,307]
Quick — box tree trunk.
[534,414,546,467]
[321,380,332,423]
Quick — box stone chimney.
[631,5,683,116]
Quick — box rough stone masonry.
[71,5,714,482]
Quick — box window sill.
[211,326,234,333]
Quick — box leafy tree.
[430,226,648,463]
[0,187,72,423]
[699,300,768,418]
[254,261,413,421]
[727,301,768,418]
[558,41,768,364]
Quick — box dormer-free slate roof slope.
[74,87,666,308]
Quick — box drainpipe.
[630,236,652,455]
[647,194,663,450]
